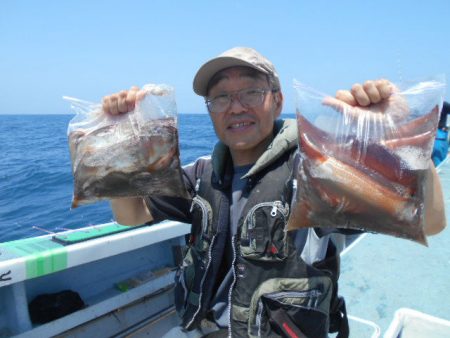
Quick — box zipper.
[265,289,322,299]
[244,201,289,229]
[227,235,237,338]
[195,178,201,192]
[185,234,217,329]
[242,201,289,251]
[256,300,264,337]
[292,178,297,191]
[266,289,323,307]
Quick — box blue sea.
[0,114,218,243]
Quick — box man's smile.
[227,120,254,130]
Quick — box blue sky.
[1,0,449,115]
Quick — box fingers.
[136,89,148,102]
[341,79,394,107]
[103,95,119,115]
[336,90,357,106]
[102,86,141,116]
[126,86,139,111]
[351,83,371,106]
[374,79,393,100]
[117,90,129,113]
[363,81,381,104]
[322,96,350,114]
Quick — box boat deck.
[339,158,450,336]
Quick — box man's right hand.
[102,86,146,115]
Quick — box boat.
[0,220,189,337]
[1,159,450,338]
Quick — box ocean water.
[0,114,217,243]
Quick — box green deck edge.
[52,223,145,245]
[0,223,145,278]
[1,237,68,278]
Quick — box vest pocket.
[247,277,332,338]
[240,201,289,261]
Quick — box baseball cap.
[193,47,281,96]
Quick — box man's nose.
[228,94,246,114]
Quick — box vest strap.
[330,296,349,338]
[188,291,200,306]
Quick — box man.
[103,47,446,337]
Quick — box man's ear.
[274,91,283,117]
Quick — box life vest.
[174,148,346,337]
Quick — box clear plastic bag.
[66,84,189,208]
[287,77,446,245]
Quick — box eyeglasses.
[205,88,277,114]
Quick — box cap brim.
[193,56,267,96]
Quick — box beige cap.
[193,47,281,96]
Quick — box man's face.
[206,67,282,165]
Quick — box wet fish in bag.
[66,84,189,208]
[287,79,446,245]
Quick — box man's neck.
[230,135,274,166]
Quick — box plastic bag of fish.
[288,77,446,245]
[66,84,189,208]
